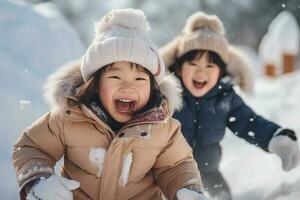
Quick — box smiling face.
[179,51,220,97]
[98,62,151,123]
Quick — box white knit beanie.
[81,8,165,85]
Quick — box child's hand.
[176,188,208,200]
[26,174,80,200]
[269,129,300,171]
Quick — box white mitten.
[176,188,207,200]
[269,129,300,171]
[26,174,80,200]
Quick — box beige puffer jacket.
[13,60,203,200]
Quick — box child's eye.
[136,77,147,81]
[207,64,216,68]
[188,61,197,66]
[189,61,198,67]
[108,76,121,79]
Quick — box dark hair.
[169,50,227,78]
[74,69,101,105]
[75,63,162,114]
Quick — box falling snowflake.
[19,100,31,110]
[229,117,236,122]
[282,3,286,8]
[248,131,255,137]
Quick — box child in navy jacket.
[160,11,300,200]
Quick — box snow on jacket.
[174,78,280,172]
[12,60,203,200]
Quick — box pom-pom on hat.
[81,8,165,85]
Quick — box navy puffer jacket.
[173,78,280,172]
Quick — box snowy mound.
[252,71,300,129]
[0,1,84,199]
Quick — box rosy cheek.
[99,85,113,107]
[182,76,192,89]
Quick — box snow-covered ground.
[1,1,300,199]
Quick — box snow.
[248,131,255,137]
[238,45,263,77]
[176,188,207,200]
[258,11,299,68]
[229,117,236,122]
[268,11,299,55]
[19,99,31,110]
[0,1,84,199]
[18,167,53,183]
[89,147,106,177]
[1,1,300,199]
[258,33,281,66]
[119,152,133,186]
[221,71,300,200]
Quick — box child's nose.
[196,67,205,73]
[119,84,135,94]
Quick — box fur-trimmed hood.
[43,59,182,115]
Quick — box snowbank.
[0,1,84,199]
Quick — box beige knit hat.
[160,12,254,93]
[81,8,165,85]
[178,12,229,63]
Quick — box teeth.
[194,80,206,83]
[118,99,133,103]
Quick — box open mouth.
[115,98,137,113]
[193,80,207,89]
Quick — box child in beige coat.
[13,9,207,200]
